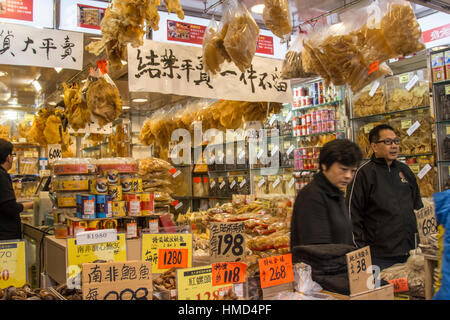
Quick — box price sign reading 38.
[209,222,246,263]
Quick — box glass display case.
[431,46,450,192]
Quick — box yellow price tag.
[399,74,410,84]
[176,266,232,300]
[67,233,127,281]
[409,164,420,175]
[401,119,412,129]
[446,126,450,135]
[445,84,450,95]
[0,240,27,289]
[142,233,193,274]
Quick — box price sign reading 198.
[217,234,244,256]
[210,222,246,263]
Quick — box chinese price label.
[258,253,294,289]
[415,204,438,245]
[209,222,246,263]
[212,262,247,286]
[48,144,62,164]
[82,260,152,300]
[346,246,373,295]
[176,266,232,300]
[76,229,118,246]
[67,233,127,288]
[158,248,189,269]
[388,278,409,293]
[0,240,26,289]
[141,233,193,274]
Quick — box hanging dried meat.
[86,77,122,127]
[62,83,91,131]
[262,0,292,39]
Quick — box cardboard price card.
[66,233,127,287]
[0,240,26,289]
[258,254,294,289]
[142,233,193,274]
[346,246,373,295]
[176,266,232,300]
[82,260,152,300]
[212,262,247,286]
[415,204,438,245]
[209,222,246,263]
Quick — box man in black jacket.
[347,124,423,270]
[0,139,34,240]
[290,139,363,249]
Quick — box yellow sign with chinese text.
[141,233,193,274]
[67,233,127,281]
[176,266,232,300]
[0,240,26,289]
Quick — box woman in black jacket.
[290,139,363,249]
[0,139,34,240]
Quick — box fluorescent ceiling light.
[5,110,18,120]
[54,67,63,73]
[251,4,265,14]
[121,60,128,65]
[32,80,42,92]
[132,98,148,103]
[60,94,65,98]
[122,105,130,109]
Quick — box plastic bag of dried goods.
[379,0,425,57]
[224,0,260,72]
[281,32,316,80]
[262,0,292,40]
[203,17,224,75]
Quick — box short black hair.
[319,139,363,171]
[369,124,396,143]
[0,138,13,164]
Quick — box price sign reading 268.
[209,222,246,263]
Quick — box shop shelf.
[295,130,344,139]
[291,100,342,112]
[351,105,431,121]
[432,79,450,86]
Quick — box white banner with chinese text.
[128,40,293,103]
[0,22,83,70]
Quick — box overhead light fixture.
[60,94,65,98]
[122,105,130,109]
[32,80,42,92]
[121,60,128,65]
[48,101,57,106]
[5,110,18,120]
[0,71,8,77]
[250,4,265,14]
[132,98,148,103]
[54,67,63,73]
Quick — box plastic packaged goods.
[385,71,430,112]
[379,0,425,57]
[254,175,267,196]
[237,175,250,195]
[53,175,93,192]
[228,176,238,195]
[262,0,292,40]
[217,176,229,198]
[352,84,387,117]
[95,158,138,174]
[223,1,260,72]
[19,157,38,175]
[62,82,90,131]
[209,176,218,197]
[284,174,296,196]
[203,17,226,75]
[53,158,97,175]
[193,176,205,197]
[268,175,284,194]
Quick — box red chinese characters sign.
[256,35,274,55]
[0,0,33,22]
[167,20,206,45]
[422,23,450,43]
[77,4,105,30]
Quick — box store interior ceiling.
[0,0,448,120]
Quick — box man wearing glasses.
[0,139,34,240]
[346,124,423,270]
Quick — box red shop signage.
[422,23,450,43]
[77,3,105,30]
[167,20,206,45]
[0,0,33,22]
[256,35,274,55]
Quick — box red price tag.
[158,248,188,269]
[388,278,409,293]
[212,262,247,286]
[96,59,108,75]
[169,168,177,174]
[171,200,179,207]
[368,60,379,75]
[258,253,294,288]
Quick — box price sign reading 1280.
[258,254,294,289]
[158,248,189,269]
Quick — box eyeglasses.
[375,138,400,145]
